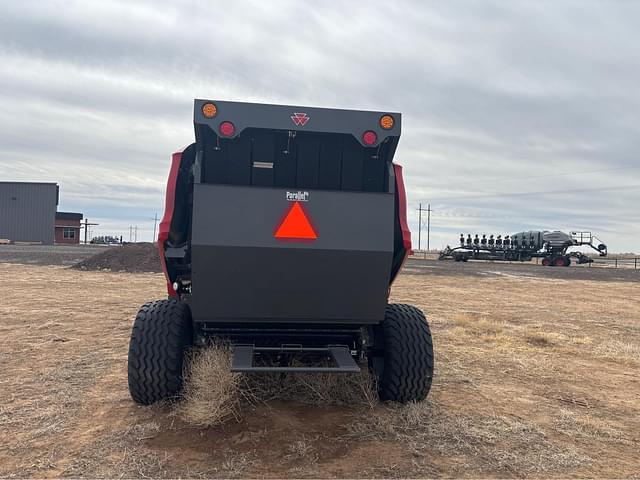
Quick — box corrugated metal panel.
[0,182,58,244]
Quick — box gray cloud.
[1,0,638,250]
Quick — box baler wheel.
[563,256,571,267]
[541,258,551,266]
[128,299,192,405]
[373,303,434,403]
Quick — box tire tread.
[127,299,191,405]
[378,303,434,403]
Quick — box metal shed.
[0,182,58,244]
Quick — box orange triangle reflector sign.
[274,202,318,240]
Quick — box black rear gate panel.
[189,184,394,324]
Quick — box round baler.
[128,100,434,404]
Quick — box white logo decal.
[286,191,309,202]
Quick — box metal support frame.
[231,344,361,373]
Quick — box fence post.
[635,258,637,270]
[615,258,618,268]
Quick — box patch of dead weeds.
[175,344,377,428]
[346,400,590,475]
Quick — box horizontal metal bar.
[252,346,337,353]
[232,366,358,373]
[200,326,362,333]
[229,345,360,373]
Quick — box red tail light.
[219,121,235,137]
[362,130,377,146]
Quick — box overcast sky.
[1,1,639,251]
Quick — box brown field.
[1,261,639,478]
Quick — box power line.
[151,212,159,242]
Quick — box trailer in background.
[439,230,607,267]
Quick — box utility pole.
[151,212,159,242]
[80,218,99,245]
[427,203,432,253]
[417,204,433,258]
[129,226,133,242]
[134,225,138,243]
[417,203,422,252]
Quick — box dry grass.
[347,401,590,474]
[176,344,377,429]
[593,339,640,364]
[241,362,378,408]
[552,409,633,446]
[177,345,243,427]
[175,349,518,475]
[1,262,639,478]
[218,450,256,478]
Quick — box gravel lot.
[405,257,639,282]
[0,244,105,266]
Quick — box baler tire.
[128,299,192,405]
[376,303,434,403]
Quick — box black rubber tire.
[564,256,571,267]
[128,299,192,405]
[373,303,434,403]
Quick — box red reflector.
[274,202,318,240]
[219,121,235,137]
[362,130,377,145]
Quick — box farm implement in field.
[440,230,607,266]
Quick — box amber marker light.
[380,114,394,130]
[202,103,217,118]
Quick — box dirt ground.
[72,243,162,273]
[1,260,639,478]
